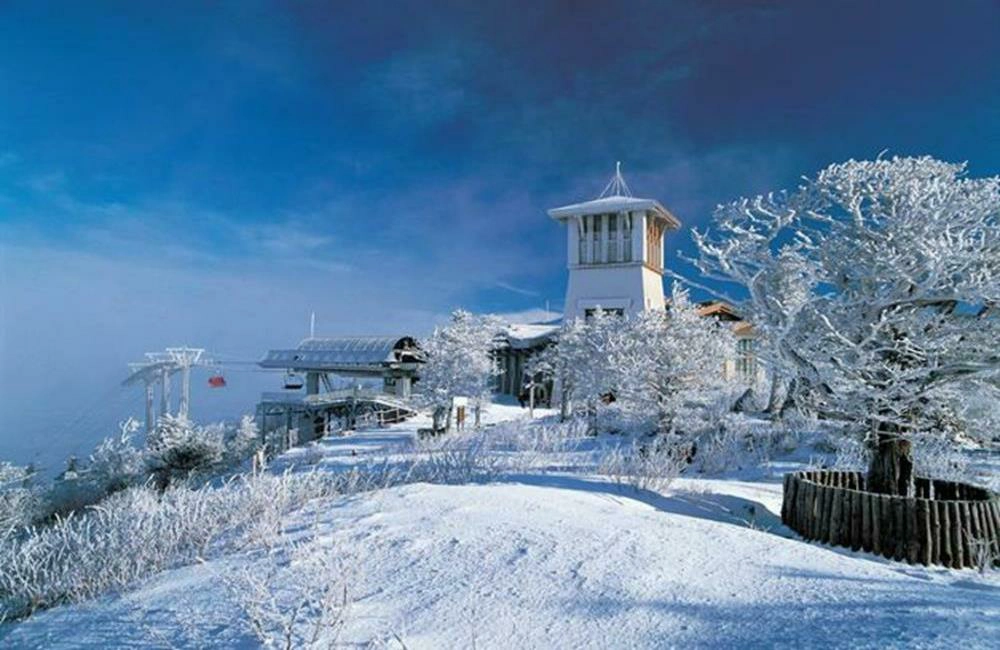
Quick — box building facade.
[493,165,761,400]
[547,165,680,321]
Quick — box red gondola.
[208,375,227,388]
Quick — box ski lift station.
[255,336,423,442]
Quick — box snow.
[502,322,560,349]
[3,408,998,648]
[548,195,679,227]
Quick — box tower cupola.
[548,163,680,320]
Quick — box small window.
[591,215,601,264]
[622,213,632,262]
[608,214,618,262]
[584,307,624,319]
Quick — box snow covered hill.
[3,408,998,649]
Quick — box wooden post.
[959,501,974,568]
[850,489,862,551]
[870,492,881,556]
[861,490,872,552]
[928,498,940,566]
[781,474,791,522]
[906,500,919,564]
[891,497,906,561]
[829,489,843,547]
[785,474,799,529]
[949,501,964,569]
[817,484,831,543]
[917,499,931,566]
[825,484,837,544]
[839,491,853,550]
[880,495,894,560]
[797,478,809,536]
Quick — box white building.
[493,164,760,401]
[548,164,680,321]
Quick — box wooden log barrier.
[781,471,999,569]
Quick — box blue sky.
[2,1,999,468]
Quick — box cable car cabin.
[283,372,304,390]
[208,375,227,388]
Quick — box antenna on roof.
[309,312,316,339]
[599,161,633,198]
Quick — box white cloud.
[494,281,540,297]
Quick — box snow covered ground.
[3,404,998,649]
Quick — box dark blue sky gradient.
[1,1,999,466]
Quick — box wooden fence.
[781,470,1000,569]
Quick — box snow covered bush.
[0,468,349,620]
[226,415,263,465]
[688,156,1000,495]
[693,413,778,475]
[598,438,688,494]
[226,539,356,649]
[147,414,225,488]
[419,309,504,430]
[0,461,40,538]
[86,418,146,494]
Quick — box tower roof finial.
[599,161,632,198]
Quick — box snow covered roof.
[500,322,561,350]
[260,336,422,370]
[547,195,681,228]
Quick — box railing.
[260,387,413,408]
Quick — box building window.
[607,213,618,262]
[736,337,756,381]
[592,215,602,264]
[578,218,587,264]
[622,213,632,262]
[584,307,624,319]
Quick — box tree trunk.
[765,375,784,414]
[867,433,914,496]
[776,378,797,421]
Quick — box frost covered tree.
[0,461,39,537]
[147,414,224,488]
[419,310,504,430]
[227,415,262,464]
[612,286,736,434]
[689,156,1000,495]
[684,195,817,415]
[534,308,620,428]
[86,418,145,494]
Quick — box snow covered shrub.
[694,414,777,474]
[598,439,687,494]
[910,433,972,484]
[227,415,262,464]
[147,415,224,488]
[0,461,40,538]
[595,405,657,437]
[226,539,356,649]
[413,431,506,483]
[830,435,870,472]
[0,468,348,620]
[86,418,146,494]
